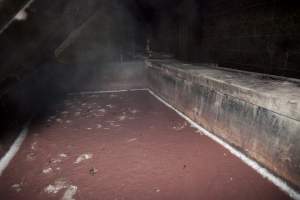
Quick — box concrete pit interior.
[0,0,299,199]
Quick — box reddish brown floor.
[0,91,291,200]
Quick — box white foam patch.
[74,153,93,164]
[59,154,68,158]
[147,89,300,200]
[61,185,77,200]
[11,183,23,192]
[0,122,29,176]
[43,167,53,174]
[44,179,68,194]
[118,115,127,121]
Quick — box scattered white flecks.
[56,118,63,123]
[31,142,38,150]
[155,188,160,193]
[44,179,68,194]
[75,112,81,117]
[103,128,110,130]
[81,103,87,107]
[61,111,69,115]
[11,183,23,192]
[43,167,53,174]
[66,120,72,124]
[26,152,35,161]
[86,128,92,131]
[96,124,102,129]
[74,153,93,164]
[49,158,62,164]
[106,104,113,109]
[229,177,233,181]
[118,115,126,121]
[173,122,188,131]
[59,154,68,158]
[107,121,120,127]
[61,185,78,200]
[130,109,138,114]
[127,138,137,143]
[98,109,106,113]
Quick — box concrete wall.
[147,59,300,190]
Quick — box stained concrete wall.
[147,58,300,190]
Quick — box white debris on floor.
[129,109,139,114]
[96,124,102,129]
[172,121,188,131]
[11,183,23,192]
[59,153,68,158]
[44,179,68,194]
[98,108,106,113]
[31,142,37,150]
[56,118,63,123]
[61,185,78,200]
[44,179,78,200]
[42,167,53,174]
[49,158,62,164]
[118,114,127,121]
[26,152,36,161]
[74,153,93,164]
[127,138,137,143]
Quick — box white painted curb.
[0,122,30,176]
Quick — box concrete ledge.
[146,59,300,190]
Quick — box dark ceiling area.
[0,0,299,127]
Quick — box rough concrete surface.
[0,91,290,200]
